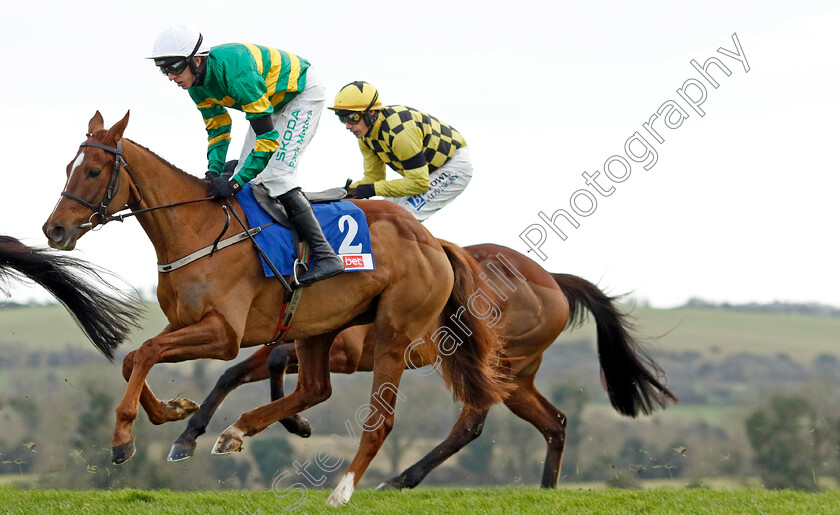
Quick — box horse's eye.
[88,168,101,178]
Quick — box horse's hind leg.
[168,345,274,461]
[378,407,489,490]
[503,377,567,488]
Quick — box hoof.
[376,475,409,490]
[327,472,355,507]
[111,440,136,465]
[279,415,312,438]
[165,398,200,420]
[167,441,197,462]
[375,480,397,491]
[212,425,244,455]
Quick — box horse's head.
[43,111,133,250]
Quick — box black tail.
[0,235,144,361]
[553,273,677,417]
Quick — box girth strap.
[269,241,310,343]
[157,225,268,273]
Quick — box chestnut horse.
[169,243,678,488]
[41,111,510,506]
[0,234,142,359]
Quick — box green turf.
[4,303,840,366]
[557,306,840,366]
[0,303,165,350]
[1,486,840,514]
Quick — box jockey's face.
[165,56,201,90]
[344,116,369,138]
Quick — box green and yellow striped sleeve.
[196,102,232,173]
[226,45,283,183]
[233,127,280,185]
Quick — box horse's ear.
[107,110,130,142]
[88,111,104,135]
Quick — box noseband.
[61,140,133,229]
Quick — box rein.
[61,140,213,229]
[61,138,302,339]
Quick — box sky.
[1,0,838,308]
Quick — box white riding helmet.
[148,24,211,59]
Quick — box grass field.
[629,307,840,365]
[2,486,840,514]
[4,303,840,366]
[0,302,164,351]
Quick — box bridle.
[61,139,211,229]
[61,140,131,229]
[58,138,295,294]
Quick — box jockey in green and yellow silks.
[149,24,343,286]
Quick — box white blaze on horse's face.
[43,151,87,249]
[68,151,86,184]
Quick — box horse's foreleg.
[121,350,200,426]
[266,344,312,438]
[168,345,274,462]
[377,407,489,490]
[112,311,239,465]
[213,331,336,455]
[502,378,567,488]
[268,327,369,438]
[327,326,409,507]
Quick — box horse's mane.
[123,138,203,184]
[86,128,202,184]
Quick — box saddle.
[222,160,346,228]
[250,184,347,229]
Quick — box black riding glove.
[347,183,375,199]
[207,177,242,199]
[205,170,221,181]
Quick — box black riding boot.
[277,188,344,286]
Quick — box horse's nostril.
[49,226,65,242]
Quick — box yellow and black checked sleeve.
[351,141,387,186]
[371,127,432,197]
[350,106,465,197]
[350,133,431,197]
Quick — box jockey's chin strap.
[61,139,212,229]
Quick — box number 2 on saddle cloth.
[237,183,375,276]
[237,183,376,340]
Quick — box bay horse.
[0,234,143,360]
[169,242,678,488]
[41,111,511,506]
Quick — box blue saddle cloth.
[237,183,375,277]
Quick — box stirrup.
[291,258,308,289]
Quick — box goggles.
[337,111,363,124]
[156,58,190,76]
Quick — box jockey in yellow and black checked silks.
[352,106,467,197]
